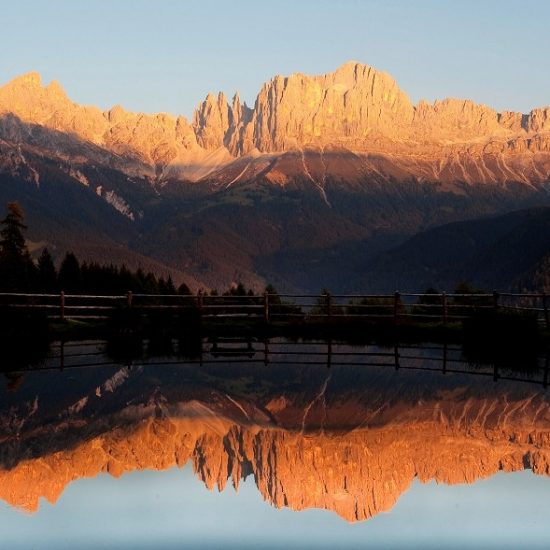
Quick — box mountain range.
[1,62,550,291]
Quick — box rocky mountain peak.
[231,91,241,116]
[193,91,230,150]
[251,61,413,151]
[106,104,126,123]
[6,71,43,89]
[0,71,72,122]
[1,72,69,104]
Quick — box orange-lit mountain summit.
[1,62,550,187]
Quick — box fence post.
[493,290,499,313]
[394,291,400,325]
[127,291,133,308]
[326,291,332,318]
[264,290,270,322]
[60,291,65,321]
[442,292,448,325]
[543,293,549,330]
[197,290,203,320]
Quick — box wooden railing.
[0,290,548,327]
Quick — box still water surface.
[1,338,550,548]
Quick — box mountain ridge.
[2,62,550,188]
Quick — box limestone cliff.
[248,61,415,152]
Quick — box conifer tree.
[0,203,27,257]
[0,202,36,291]
[178,282,192,295]
[58,252,82,293]
[165,275,176,294]
[37,248,57,292]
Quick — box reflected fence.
[0,290,548,327]
[13,338,550,389]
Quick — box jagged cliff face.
[1,62,550,186]
[2,360,550,522]
[0,72,232,182]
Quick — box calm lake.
[1,338,550,549]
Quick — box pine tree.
[158,277,168,294]
[37,248,57,292]
[0,203,27,257]
[178,282,192,295]
[0,202,36,291]
[165,275,176,294]
[58,252,82,293]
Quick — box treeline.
[0,202,496,300]
[0,202,286,297]
[0,202,190,295]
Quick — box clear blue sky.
[2,0,549,118]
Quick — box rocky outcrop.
[249,61,415,152]
[193,92,230,150]
[192,90,254,155]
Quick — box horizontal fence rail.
[0,290,548,328]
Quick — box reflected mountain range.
[1,339,550,522]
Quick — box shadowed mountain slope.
[355,207,550,292]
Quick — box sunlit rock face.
[249,61,415,152]
[1,62,550,186]
[0,72,231,182]
[2,360,550,521]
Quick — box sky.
[1,0,549,118]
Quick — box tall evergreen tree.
[37,248,58,292]
[0,202,36,291]
[58,252,82,293]
[178,281,192,295]
[165,275,176,294]
[158,275,177,294]
[0,203,27,257]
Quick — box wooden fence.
[0,290,548,328]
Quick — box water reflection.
[1,339,550,523]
